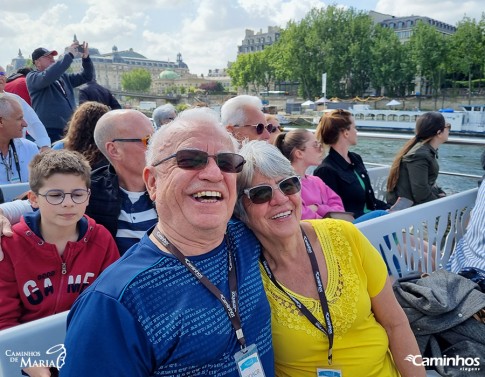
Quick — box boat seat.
[0,311,69,375]
[366,165,390,202]
[0,182,30,203]
[356,188,478,279]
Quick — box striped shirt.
[447,180,485,272]
[116,188,157,255]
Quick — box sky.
[1,0,484,76]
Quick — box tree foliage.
[199,81,225,93]
[227,8,485,101]
[448,17,485,103]
[121,68,152,92]
[227,48,276,93]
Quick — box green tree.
[271,6,375,99]
[370,25,414,97]
[408,22,449,108]
[448,17,485,104]
[121,68,152,92]
[199,81,225,93]
[228,49,276,93]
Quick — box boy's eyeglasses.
[111,135,151,147]
[37,189,91,205]
[236,123,274,135]
[243,176,301,204]
[152,149,246,173]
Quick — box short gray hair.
[220,95,263,126]
[152,103,177,126]
[0,95,20,118]
[146,107,239,166]
[234,140,296,223]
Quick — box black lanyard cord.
[0,141,21,182]
[260,226,334,365]
[153,228,246,349]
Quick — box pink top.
[300,175,345,219]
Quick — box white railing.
[356,188,478,279]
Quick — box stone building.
[237,26,282,54]
[369,11,456,42]
[69,46,199,94]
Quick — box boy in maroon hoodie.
[0,150,119,374]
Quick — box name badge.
[317,368,342,377]
[234,343,266,377]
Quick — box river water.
[351,135,484,194]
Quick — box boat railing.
[365,164,482,201]
[355,187,478,280]
[0,311,69,375]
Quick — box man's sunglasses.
[236,123,274,135]
[243,176,301,204]
[153,149,246,173]
[112,135,151,147]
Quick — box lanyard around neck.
[152,227,246,350]
[260,226,334,365]
[0,141,21,182]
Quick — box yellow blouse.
[260,219,400,377]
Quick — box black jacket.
[313,147,389,218]
[85,165,122,238]
[78,81,121,109]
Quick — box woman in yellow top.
[233,140,425,377]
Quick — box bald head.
[94,109,153,161]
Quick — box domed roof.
[159,70,180,80]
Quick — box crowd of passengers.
[0,41,483,377]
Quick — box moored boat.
[351,104,485,135]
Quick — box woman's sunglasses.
[153,149,246,173]
[243,176,301,204]
[237,123,275,135]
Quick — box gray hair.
[220,95,263,126]
[152,103,177,127]
[234,140,296,223]
[146,107,239,166]
[0,95,21,117]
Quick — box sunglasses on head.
[111,135,151,147]
[243,175,301,204]
[237,123,274,135]
[153,149,246,173]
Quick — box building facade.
[237,26,282,54]
[369,11,456,42]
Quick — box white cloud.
[1,0,485,76]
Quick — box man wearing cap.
[27,41,94,143]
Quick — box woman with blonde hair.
[386,112,449,206]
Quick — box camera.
[77,45,84,53]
